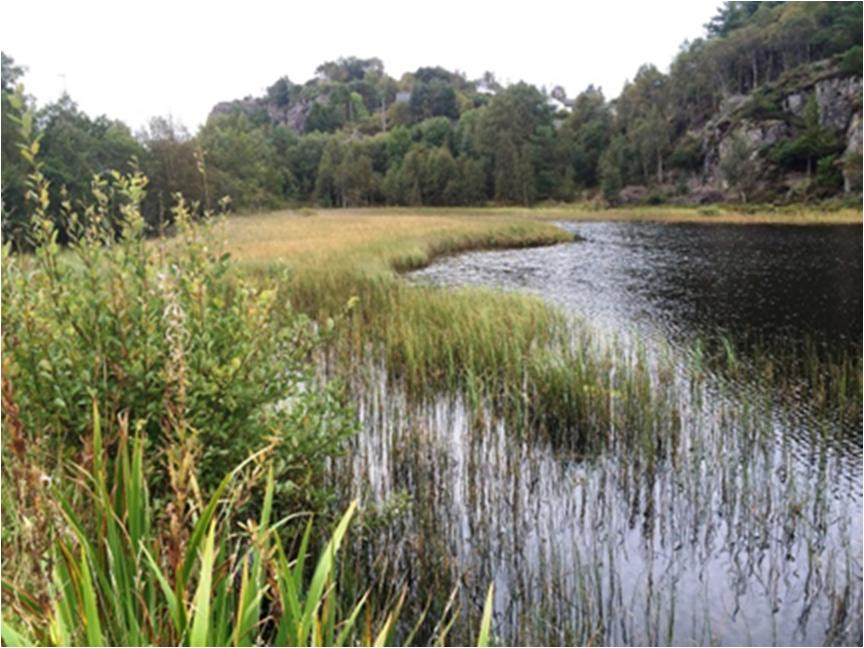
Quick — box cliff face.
[698,61,862,200]
[210,95,325,133]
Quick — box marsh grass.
[330,346,861,645]
[228,208,858,449]
[220,207,862,644]
[1,401,467,647]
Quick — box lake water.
[410,221,862,355]
[341,221,863,646]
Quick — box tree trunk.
[751,54,758,90]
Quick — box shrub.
[839,45,863,76]
[1,127,356,510]
[812,154,844,196]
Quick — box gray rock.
[783,93,806,116]
[815,76,862,132]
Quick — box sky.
[2,0,722,133]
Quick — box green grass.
[2,402,481,647]
[222,210,687,453]
[223,207,859,446]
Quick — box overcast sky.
[2,0,721,132]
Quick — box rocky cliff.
[697,60,862,201]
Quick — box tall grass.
[1,402,424,647]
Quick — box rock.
[699,63,862,197]
[740,119,792,149]
[843,112,863,193]
[618,185,648,204]
[815,76,862,132]
[782,92,806,117]
[845,112,863,156]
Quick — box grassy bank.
[226,205,863,239]
[227,209,681,448]
[226,207,860,427]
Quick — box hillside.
[1,2,862,245]
[200,1,862,207]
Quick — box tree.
[797,94,840,177]
[336,142,375,206]
[599,135,626,204]
[560,86,611,188]
[198,113,282,210]
[1,52,29,245]
[314,138,343,206]
[139,115,206,229]
[267,76,297,107]
[36,93,146,238]
[719,130,758,202]
[478,83,551,205]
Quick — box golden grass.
[221,204,861,273]
[223,208,572,272]
[538,203,864,224]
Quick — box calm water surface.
[411,221,862,353]
[341,221,862,646]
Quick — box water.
[337,221,863,646]
[411,221,862,354]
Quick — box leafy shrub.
[1,129,355,509]
[812,154,844,195]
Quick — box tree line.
[2,2,861,246]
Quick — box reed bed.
[218,208,862,644]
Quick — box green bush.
[812,155,844,196]
[1,136,355,508]
[839,45,863,76]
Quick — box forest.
[1,0,862,243]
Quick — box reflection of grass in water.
[336,353,861,645]
[695,333,862,424]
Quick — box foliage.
[1,54,29,243]
[2,2,861,238]
[138,116,207,230]
[197,113,283,210]
[1,133,355,509]
[839,45,863,76]
[767,94,842,175]
[719,130,759,202]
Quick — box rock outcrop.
[210,94,328,133]
[697,61,862,199]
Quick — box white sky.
[2,0,721,133]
